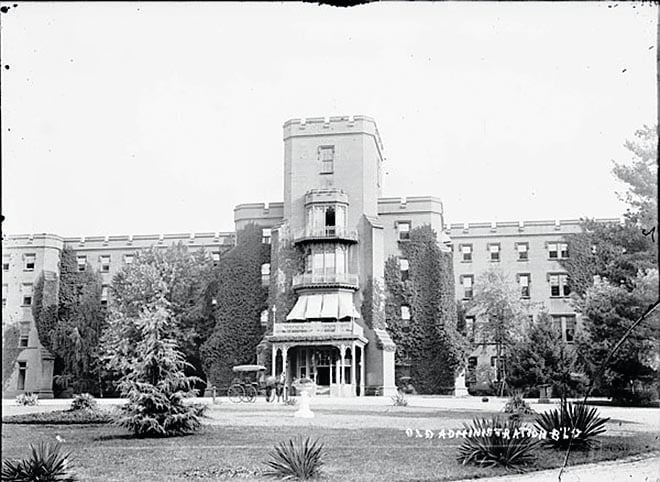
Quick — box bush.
[535,402,609,450]
[611,388,659,407]
[70,393,97,411]
[263,436,324,480]
[1,441,76,481]
[284,397,298,406]
[391,392,409,407]
[15,393,39,406]
[3,409,112,425]
[457,417,539,470]
[503,392,535,422]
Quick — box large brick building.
[1,115,617,398]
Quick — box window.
[549,274,570,297]
[397,222,411,241]
[518,274,531,298]
[552,315,576,342]
[101,286,109,306]
[319,146,334,174]
[260,309,269,326]
[261,263,270,286]
[2,285,7,307]
[124,254,134,265]
[516,243,529,261]
[24,254,35,271]
[19,335,29,347]
[324,207,336,235]
[399,258,409,281]
[548,242,569,259]
[211,252,221,267]
[488,244,500,262]
[401,305,411,321]
[17,362,27,391]
[460,244,473,262]
[262,228,271,244]
[77,255,87,272]
[100,255,111,273]
[461,275,474,300]
[2,255,10,271]
[22,284,33,306]
[465,316,475,340]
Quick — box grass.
[3,408,113,425]
[1,406,657,481]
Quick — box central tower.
[265,115,396,397]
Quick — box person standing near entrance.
[265,374,276,402]
[275,372,285,403]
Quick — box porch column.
[271,344,278,377]
[334,349,339,385]
[359,345,365,397]
[282,345,289,380]
[350,343,356,397]
[339,344,346,396]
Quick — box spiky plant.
[264,436,324,480]
[391,392,408,407]
[15,393,39,406]
[1,442,76,481]
[535,402,609,450]
[70,393,97,411]
[457,417,539,471]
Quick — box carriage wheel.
[243,385,257,403]
[228,384,244,403]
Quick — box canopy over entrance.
[286,292,361,321]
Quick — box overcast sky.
[1,2,656,237]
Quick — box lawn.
[2,405,658,481]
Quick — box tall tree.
[575,269,659,401]
[104,277,201,437]
[467,267,530,395]
[110,243,214,385]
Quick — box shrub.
[284,397,298,406]
[3,409,112,425]
[391,392,409,407]
[457,417,539,470]
[611,387,659,407]
[264,436,324,480]
[503,392,535,423]
[15,393,39,406]
[70,393,97,411]
[1,441,76,481]
[535,402,609,450]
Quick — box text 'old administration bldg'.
[1,115,617,398]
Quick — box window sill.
[23,269,35,272]
[549,296,570,299]
[461,260,472,263]
[517,259,529,262]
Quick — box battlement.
[1,233,65,249]
[233,202,285,228]
[283,115,384,154]
[377,196,444,215]
[447,218,622,237]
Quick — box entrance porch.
[271,342,366,397]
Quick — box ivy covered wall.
[384,224,467,394]
[201,224,270,389]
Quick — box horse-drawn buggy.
[227,364,267,403]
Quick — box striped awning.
[286,292,361,321]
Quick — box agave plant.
[264,435,324,480]
[70,393,97,411]
[535,402,609,449]
[391,391,408,407]
[457,417,539,471]
[1,442,76,481]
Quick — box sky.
[1,2,657,237]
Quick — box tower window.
[488,244,500,262]
[460,244,472,262]
[22,284,33,306]
[211,252,221,267]
[549,274,570,297]
[3,255,10,271]
[461,275,474,300]
[261,263,270,286]
[516,243,529,261]
[399,258,409,281]
[401,305,411,321]
[518,274,530,298]
[319,146,334,174]
[2,284,8,307]
[324,207,336,235]
[24,254,35,271]
[101,286,109,306]
[260,309,269,326]
[124,254,134,265]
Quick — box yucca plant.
[535,401,609,450]
[70,393,97,411]
[264,436,324,480]
[457,417,539,471]
[1,442,76,481]
[391,391,408,407]
[15,393,39,406]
